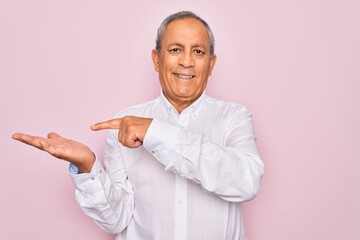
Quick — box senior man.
[13,11,264,240]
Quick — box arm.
[71,116,153,232]
[70,130,134,234]
[142,107,264,202]
[12,131,135,234]
[92,110,263,202]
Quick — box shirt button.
[178,200,182,205]
[90,177,95,180]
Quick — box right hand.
[91,116,152,148]
[12,132,95,173]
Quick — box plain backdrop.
[1,0,359,239]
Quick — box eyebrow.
[167,42,184,48]
[168,42,207,49]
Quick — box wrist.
[77,152,96,174]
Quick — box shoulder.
[202,95,254,128]
[204,95,251,115]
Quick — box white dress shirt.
[70,92,264,240]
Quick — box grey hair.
[155,11,215,56]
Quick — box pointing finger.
[91,118,123,131]
[12,132,23,141]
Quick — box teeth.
[175,73,194,79]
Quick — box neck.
[170,99,192,114]
[164,93,203,114]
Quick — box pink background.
[1,0,359,239]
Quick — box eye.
[194,49,205,55]
[170,48,181,53]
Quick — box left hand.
[91,116,152,148]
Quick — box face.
[152,17,217,112]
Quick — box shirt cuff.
[69,155,107,193]
[143,118,180,165]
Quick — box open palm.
[12,132,94,173]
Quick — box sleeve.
[143,106,264,202]
[69,129,134,234]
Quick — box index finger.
[91,118,123,131]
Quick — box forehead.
[162,17,210,48]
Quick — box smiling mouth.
[174,73,196,79]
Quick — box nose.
[178,51,194,68]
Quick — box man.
[13,11,264,240]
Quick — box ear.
[209,54,217,76]
[151,49,160,72]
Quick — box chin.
[174,91,194,98]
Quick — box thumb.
[47,132,61,139]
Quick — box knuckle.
[122,116,130,122]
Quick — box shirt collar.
[160,90,206,118]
